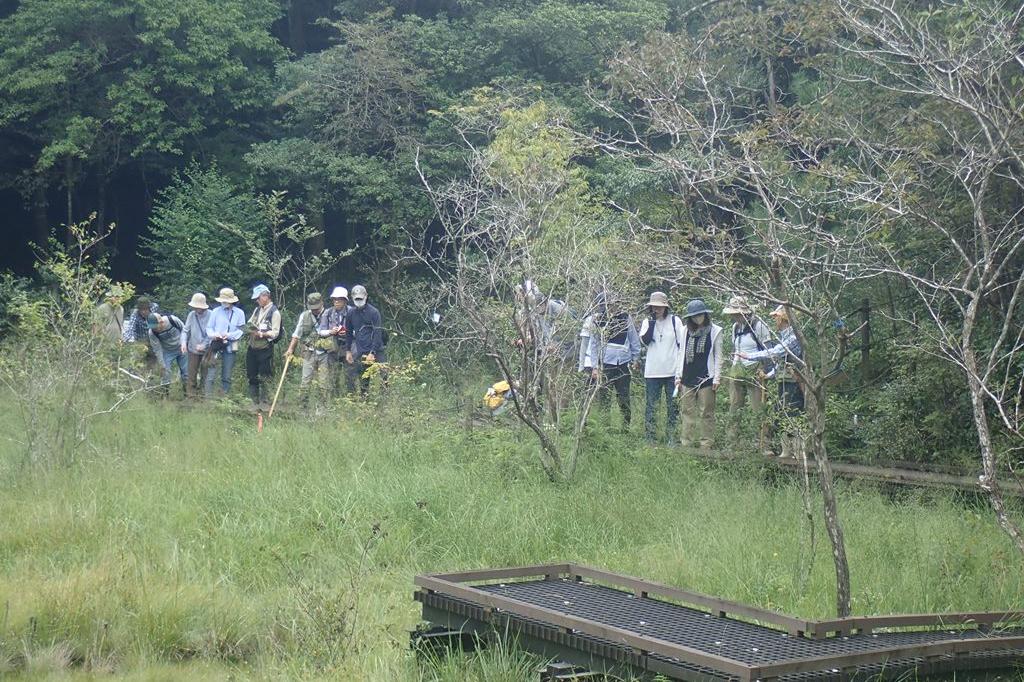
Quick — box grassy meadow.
[1,385,1023,680]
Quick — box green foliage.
[142,164,260,309]
[0,0,284,195]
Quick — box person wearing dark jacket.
[345,284,385,396]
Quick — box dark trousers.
[645,376,677,441]
[246,346,274,403]
[779,380,805,415]
[351,353,386,396]
[599,363,632,425]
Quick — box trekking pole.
[267,354,292,420]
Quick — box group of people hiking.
[97,283,386,410]
[516,285,806,456]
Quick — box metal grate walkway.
[413,564,1024,681]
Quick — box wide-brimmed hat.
[215,287,239,304]
[251,284,270,300]
[330,286,349,300]
[350,285,367,303]
[307,292,323,307]
[647,291,670,308]
[188,292,209,310]
[722,295,752,315]
[683,298,712,319]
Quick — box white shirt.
[639,315,682,378]
[732,318,773,367]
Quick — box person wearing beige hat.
[739,304,806,457]
[722,295,773,439]
[204,287,246,397]
[181,292,212,399]
[638,291,683,444]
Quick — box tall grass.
[0,395,1021,679]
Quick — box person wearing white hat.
[345,284,386,396]
[722,295,773,438]
[320,286,355,397]
[674,298,724,450]
[739,304,805,457]
[638,291,684,444]
[181,292,212,399]
[246,283,282,408]
[204,287,246,397]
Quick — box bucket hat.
[306,292,323,307]
[722,295,752,315]
[215,287,239,304]
[188,292,209,310]
[647,291,669,308]
[251,284,270,300]
[330,286,349,300]
[683,298,712,319]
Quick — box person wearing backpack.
[674,299,724,450]
[639,291,683,445]
[588,291,641,430]
[320,286,355,398]
[147,312,186,394]
[285,292,328,406]
[246,284,282,408]
[722,295,773,441]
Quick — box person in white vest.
[722,295,773,442]
[674,299,724,450]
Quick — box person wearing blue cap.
[147,311,186,394]
[673,298,723,449]
[245,284,282,408]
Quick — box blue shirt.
[205,305,246,352]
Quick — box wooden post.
[860,299,871,383]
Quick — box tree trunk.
[804,381,852,617]
[287,0,307,56]
[962,300,1024,555]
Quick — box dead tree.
[409,97,637,482]
[587,28,868,617]
[822,0,1024,554]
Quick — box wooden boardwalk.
[414,564,1024,681]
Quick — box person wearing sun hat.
[673,298,724,450]
[204,286,246,397]
[638,291,684,444]
[739,304,805,457]
[320,285,355,397]
[180,292,212,399]
[246,283,282,408]
[285,291,329,406]
[722,295,773,438]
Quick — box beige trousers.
[679,385,716,447]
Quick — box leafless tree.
[821,0,1024,554]
[408,97,640,482]
[586,28,873,617]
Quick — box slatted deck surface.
[414,565,1024,681]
